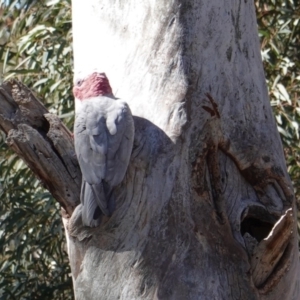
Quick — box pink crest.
[73,72,113,100]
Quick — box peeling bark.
[251,209,294,290]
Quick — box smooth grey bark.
[69,0,300,299]
[0,0,299,299]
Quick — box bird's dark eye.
[76,79,83,86]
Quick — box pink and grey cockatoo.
[73,72,134,227]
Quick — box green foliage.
[0,0,74,125]
[0,137,72,299]
[0,0,73,298]
[255,0,300,241]
[256,0,300,199]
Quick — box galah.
[73,72,134,227]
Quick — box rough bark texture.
[0,80,80,216]
[70,0,300,299]
[0,0,299,299]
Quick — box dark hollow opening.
[241,217,274,242]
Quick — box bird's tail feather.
[91,183,110,216]
[81,180,112,227]
[81,181,103,227]
[103,181,115,215]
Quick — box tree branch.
[0,80,80,216]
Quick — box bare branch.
[0,80,80,216]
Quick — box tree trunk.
[0,0,299,299]
[70,0,300,299]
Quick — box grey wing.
[74,109,110,219]
[75,110,107,184]
[105,102,135,186]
